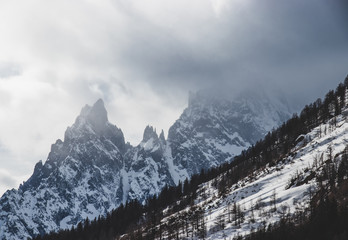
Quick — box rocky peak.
[65,99,110,140]
[186,90,230,121]
[142,125,158,142]
[159,130,166,143]
[81,99,108,133]
[0,90,296,239]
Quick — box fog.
[0,0,347,195]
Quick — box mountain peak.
[94,98,106,109]
[88,98,108,121]
[159,130,165,142]
[80,99,108,131]
[143,125,158,142]
[80,98,105,114]
[187,90,224,109]
[65,99,112,142]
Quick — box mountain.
[36,79,348,240]
[0,99,126,239]
[116,108,348,240]
[0,90,291,239]
[168,89,291,176]
[122,126,174,203]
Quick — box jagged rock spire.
[159,130,165,143]
[80,99,108,132]
[142,125,158,142]
[64,99,125,153]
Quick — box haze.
[0,0,347,195]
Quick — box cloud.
[101,0,348,104]
[0,0,347,195]
[0,62,21,79]
[1,0,347,99]
[0,144,28,196]
[0,169,17,190]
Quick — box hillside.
[34,76,348,240]
[0,89,290,239]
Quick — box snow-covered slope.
[123,126,174,204]
[0,92,290,239]
[158,111,348,239]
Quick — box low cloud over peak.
[0,0,347,195]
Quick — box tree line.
[33,75,348,240]
[241,145,348,240]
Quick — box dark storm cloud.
[0,0,347,195]
[114,0,348,109]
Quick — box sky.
[0,0,348,196]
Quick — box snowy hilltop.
[0,90,291,239]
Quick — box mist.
[0,0,347,195]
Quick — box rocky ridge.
[0,91,291,239]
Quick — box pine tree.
[271,190,277,212]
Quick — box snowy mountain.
[182,114,348,239]
[0,90,291,239]
[122,126,174,203]
[0,99,126,239]
[168,89,291,176]
[74,81,347,240]
[138,107,348,240]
